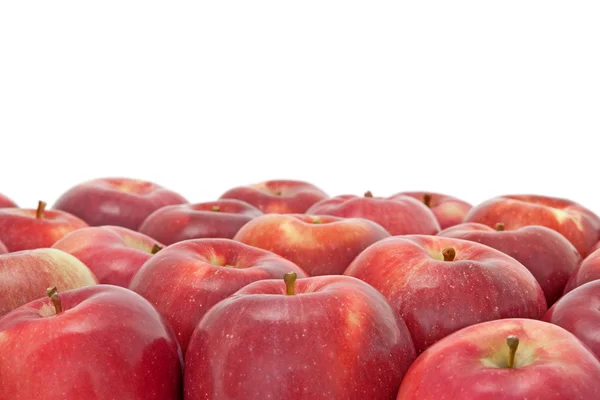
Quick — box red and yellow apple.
[219,179,328,214]
[438,222,581,306]
[392,191,472,229]
[233,213,390,276]
[0,284,182,399]
[0,201,88,252]
[0,193,17,208]
[396,318,600,399]
[0,248,97,317]
[563,248,600,293]
[129,238,308,355]
[344,235,547,354]
[306,192,440,236]
[52,225,164,288]
[184,273,416,400]
[139,199,263,245]
[464,194,600,257]
[53,177,189,231]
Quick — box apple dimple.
[480,335,537,369]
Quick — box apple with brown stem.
[391,191,472,229]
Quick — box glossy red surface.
[391,191,472,229]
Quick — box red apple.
[0,193,17,208]
[219,179,328,214]
[438,222,581,306]
[233,213,390,276]
[53,177,189,230]
[344,235,547,354]
[391,191,472,229]
[589,240,600,255]
[184,273,416,400]
[0,248,97,317]
[52,225,164,288]
[129,238,308,355]
[563,248,600,293]
[396,318,600,399]
[543,280,600,359]
[139,199,263,245]
[0,284,182,399]
[464,194,600,257]
[0,201,88,252]
[306,191,441,236]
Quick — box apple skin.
[0,194,17,208]
[129,238,308,355]
[344,235,547,354]
[464,194,600,257]
[0,205,88,252]
[0,284,183,399]
[391,191,472,229]
[306,193,441,236]
[438,222,582,306]
[233,214,390,276]
[563,248,600,293]
[52,225,163,288]
[543,280,600,359]
[139,199,263,245]
[53,177,189,231]
[0,248,97,317]
[184,275,416,400]
[0,240,7,254]
[396,318,600,400]
[219,179,328,214]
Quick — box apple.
[438,222,581,306]
[139,199,263,245]
[306,191,441,236]
[0,248,97,317]
[0,284,183,399]
[396,318,600,399]
[563,247,600,293]
[543,280,600,359]
[53,177,189,231]
[233,213,390,276]
[52,225,164,288]
[589,240,600,255]
[391,191,472,229]
[129,238,308,355]
[0,201,88,252]
[184,273,416,400]
[0,240,7,254]
[464,194,600,257]
[219,179,328,214]
[0,193,17,208]
[344,235,547,354]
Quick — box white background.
[1,2,599,213]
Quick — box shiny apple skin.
[0,207,88,252]
[53,177,189,230]
[0,284,183,400]
[564,248,600,293]
[464,194,600,257]
[396,318,600,400]
[219,179,328,214]
[344,235,547,354]
[52,225,163,287]
[392,191,472,229]
[129,238,308,355]
[184,275,416,400]
[139,199,263,245]
[0,194,17,208]
[233,213,390,276]
[438,222,582,305]
[306,194,440,236]
[0,240,7,254]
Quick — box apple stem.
[423,193,432,207]
[506,335,519,368]
[151,244,163,254]
[46,287,63,315]
[495,223,505,231]
[211,205,221,212]
[364,191,373,198]
[284,272,297,295]
[442,247,456,262]
[36,200,47,219]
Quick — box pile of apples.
[1,177,600,399]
